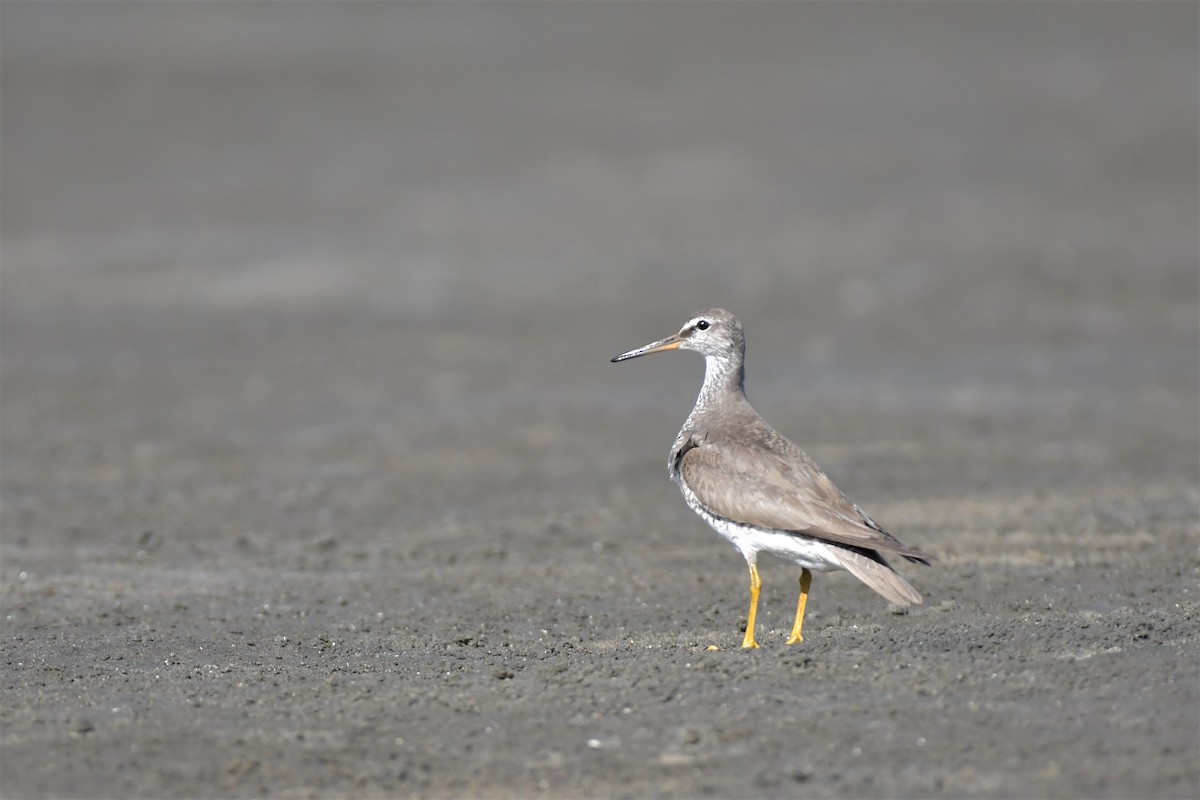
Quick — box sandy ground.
[2,3,1197,798]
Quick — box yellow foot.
[786,569,812,646]
[741,563,763,650]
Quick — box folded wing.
[679,433,933,563]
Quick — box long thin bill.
[611,336,682,362]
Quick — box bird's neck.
[691,353,746,418]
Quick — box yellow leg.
[741,562,762,649]
[785,568,813,645]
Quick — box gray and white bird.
[612,308,932,648]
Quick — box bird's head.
[611,308,745,363]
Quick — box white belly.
[678,480,845,572]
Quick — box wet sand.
[2,3,1197,798]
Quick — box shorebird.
[612,309,932,648]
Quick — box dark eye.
[695,320,710,331]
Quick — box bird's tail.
[834,548,923,606]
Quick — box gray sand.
[2,3,1197,798]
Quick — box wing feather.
[679,432,932,562]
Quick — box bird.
[611,308,932,648]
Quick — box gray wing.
[679,432,932,562]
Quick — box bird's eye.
[695,320,710,331]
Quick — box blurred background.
[4,1,1195,503]
[2,2,1197,798]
